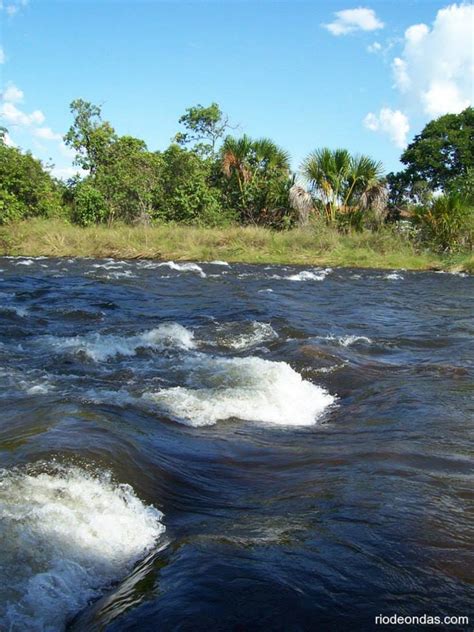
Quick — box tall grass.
[0,218,471,271]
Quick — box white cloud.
[59,141,74,158]
[364,108,410,148]
[367,41,382,54]
[2,83,24,103]
[391,3,473,117]
[0,47,5,64]
[0,82,76,180]
[50,166,84,181]
[1,0,28,16]
[3,132,16,147]
[324,7,384,36]
[33,126,62,141]
[0,101,45,127]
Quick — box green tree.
[156,144,228,226]
[64,99,117,175]
[94,136,162,223]
[71,183,108,226]
[220,135,292,226]
[400,107,474,192]
[174,103,233,157]
[0,134,63,223]
[301,148,384,225]
[413,192,473,252]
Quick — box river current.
[0,256,472,631]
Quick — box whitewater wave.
[286,268,332,282]
[157,261,206,278]
[45,323,196,362]
[323,334,372,347]
[213,321,278,350]
[385,272,404,280]
[15,259,35,266]
[92,261,130,270]
[1,305,28,317]
[144,354,335,427]
[0,465,164,632]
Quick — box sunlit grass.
[0,218,470,272]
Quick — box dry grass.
[0,218,471,272]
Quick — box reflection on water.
[0,257,472,631]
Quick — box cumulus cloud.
[392,3,473,117]
[364,108,410,148]
[0,81,75,179]
[367,41,382,54]
[0,101,45,126]
[1,83,24,103]
[324,7,384,36]
[33,126,62,141]
[0,82,48,130]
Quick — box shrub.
[413,193,473,253]
[72,184,108,226]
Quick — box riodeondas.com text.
[375,614,469,626]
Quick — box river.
[0,256,472,631]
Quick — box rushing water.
[0,256,472,631]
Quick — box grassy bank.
[1,219,472,272]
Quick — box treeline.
[0,101,473,253]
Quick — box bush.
[0,142,64,222]
[0,189,24,224]
[413,193,473,252]
[72,184,108,226]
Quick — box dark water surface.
[0,257,472,631]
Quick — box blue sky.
[1,0,472,178]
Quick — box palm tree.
[301,148,384,224]
[252,138,291,174]
[221,135,254,193]
[221,135,292,225]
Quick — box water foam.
[145,355,335,427]
[1,305,28,317]
[286,268,332,282]
[46,323,195,362]
[385,272,404,280]
[0,465,164,631]
[323,334,372,347]
[157,261,206,278]
[15,259,35,266]
[215,322,278,350]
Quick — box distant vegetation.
[0,101,473,264]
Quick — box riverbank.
[1,219,472,272]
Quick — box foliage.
[94,136,162,224]
[71,183,108,227]
[413,193,473,253]
[220,135,293,227]
[386,171,433,219]
[64,99,117,175]
[0,137,63,224]
[302,148,385,227]
[155,144,231,226]
[174,103,233,157]
[399,107,474,192]
[4,96,473,262]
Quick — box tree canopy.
[1,98,472,255]
[399,107,474,191]
[174,102,233,157]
